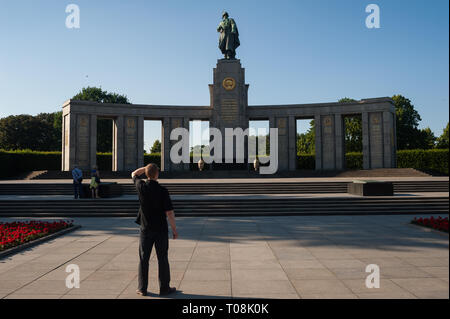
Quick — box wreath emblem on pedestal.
[222,77,236,91]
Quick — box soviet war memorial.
[0,1,448,311]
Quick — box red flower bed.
[412,216,448,233]
[0,220,73,251]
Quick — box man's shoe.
[136,289,147,296]
[159,287,176,296]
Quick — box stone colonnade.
[61,98,396,172]
[62,60,396,172]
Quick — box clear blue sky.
[0,0,448,151]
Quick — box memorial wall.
[62,59,397,173]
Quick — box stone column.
[362,111,396,169]
[362,112,370,169]
[393,111,398,167]
[137,116,144,168]
[75,114,91,170]
[321,115,336,170]
[268,116,276,171]
[269,117,276,129]
[61,113,98,171]
[314,114,322,170]
[161,117,171,171]
[123,116,138,171]
[113,116,124,171]
[89,114,97,170]
[183,117,190,171]
[62,113,76,171]
[170,117,188,171]
[383,111,396,168]
[334,114,344,170]
[288,116,297,171]
[369,112,384,169]
[276,117,289,171]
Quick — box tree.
[0,113,60,151]
[35,112,61,150]
[53,111,62,136]
[344,116,362,152]
[392,95,424,150]
[296,99,363,154]
[336,95,434,150]
[72,87,130,152]
[296,120,315,154]
[338,98,362,153]
[72,86,130,104]
[150,139,161,153]
[436,123,449,149]
[415,127,436,149]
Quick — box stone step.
[26,168,432,180]
[0,197,447,217]
[0,180,447,195]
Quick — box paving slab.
[0,214,448,299]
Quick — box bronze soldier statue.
[217,11,240,60]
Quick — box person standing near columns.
[132,163,178,296]
[71,164,83,199]
[89,166,100,199]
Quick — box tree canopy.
[150,139,161,153]
[295,95,441,154]
[436,123,449,149]
[0,87,130,152]
[72,87,130,104]
[0,113,61,151]
[0,89,446,156]
[72,87,130,152]
[338,98,362,153]
[392,95,424,149]
[296,121,315,154]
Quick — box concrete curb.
[0,224,81,260]
[408,222,449,237]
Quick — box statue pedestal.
[210,59,249,131]
[209,59,249,167]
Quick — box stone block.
[347,180,393,196]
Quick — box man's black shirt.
[133,176,173,233]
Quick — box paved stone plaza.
[0,215,448,299]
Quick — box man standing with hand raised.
[132,163,178,297]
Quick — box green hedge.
[296,149,448,174]
[0,150,162,177]
[144,153,161,168]
[297,153,364,170]
[1,149,448,178]
[0,149,61,178]
[97,153,112,171]
[397,149,448,175]
[346,152,363,170]
[297,154,315,170]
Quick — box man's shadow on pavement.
[140,290,257,299]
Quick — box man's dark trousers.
[138,229,170,292]
[73,182,82,199]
